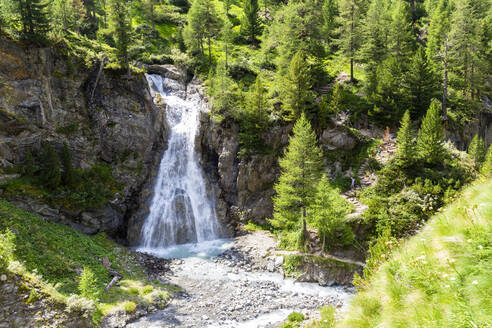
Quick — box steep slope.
[0,199,171,326]
[340,178,492,327]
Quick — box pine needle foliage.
[417,99,445,164]
[271,113,323,232]
[396,110,416,164]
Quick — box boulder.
[320,127,356,150]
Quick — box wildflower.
[472,281,478,285]
[467,239,472,243]
[420,238,426,241]
[478,245,483,250]
[445,285,450,288]
[449,259,456,263]
[450,277,456,281]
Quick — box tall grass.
[340,178,492,327]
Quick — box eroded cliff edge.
[0,38,167,238]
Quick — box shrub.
[26,288,40,303]
[66,294,96,317]
[141,285,153,295]
[40,142,61,190]
[480,145,492,176]
[123,301,136,313]
[0,229,15,272]
[78,267,101,300]
[467,134,486,168]
[288,311,305,323]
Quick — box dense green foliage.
[342,178,492,327]
[361,101,477,238]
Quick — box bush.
[66,294,96,317]
[288,312,305,323]
[78,267,101,300]
[123,301,137,313]
[0,229,15,272]
[141,285,153,295]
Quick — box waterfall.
[140,74,219,248]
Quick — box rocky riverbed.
[127,232,353,328]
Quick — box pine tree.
[183,0,221,65]
[336,0,362,82]
[387,0,414,59]
[416,99,445,164]
[448,0,486,99]
[481,145,492,176]
[143,0,156,33]
[426,0,451,61]
[23,148,38,176]
[61,143,76,187]
[40,142,61,190]
[468,134,486,168]
[308,176,353,251]
[16,0,51,43]
[238,75,269,154]
[51,0,87,35]
[359,0,389,95]
[271,113,323,245]
[321,0,338,51]
[282,51,313,121]
[110,0,132,71]
[221,18,234,70]
[78,266,101,300]
[402,47,439,119]
[395,110,415,163]
[211,60,236,112]
[240,0,261,44]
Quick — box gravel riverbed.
[127,233,353,328]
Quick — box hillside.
[339,178,492,327]
[0,199,172,326]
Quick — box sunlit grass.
[340,178,492,327]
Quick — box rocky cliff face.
[0,39,167,238]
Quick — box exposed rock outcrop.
[0,39,167,237]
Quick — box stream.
[131,240,352,328]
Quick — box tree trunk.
[349,5,355,83]
[302,207,309,248]
[350,58,354,82]
[442,38,448,125]
[321,233,326,254]
[225,43,228,71]
[208,36,212,66]
[409,0,416,23]
[150,3,156,33]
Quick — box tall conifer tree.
[336,0,361,82]
[271,113,323,245]
[110,0,131,71]
[241,0,261,44]
[417,99,445,164]
[17,0,50,43]
[282,51,313,121]
[403,47,439,118]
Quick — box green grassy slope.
[0,199,171,321]
[340,178,492,328]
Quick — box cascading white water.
[139,74,220,249]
